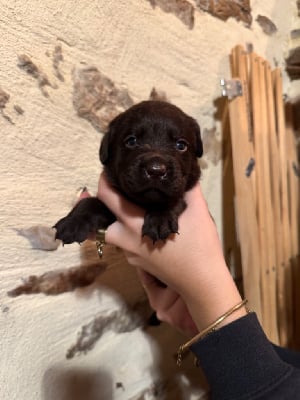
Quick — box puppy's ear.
[99,133,109,164]
[99,125,115,165]
[190,118,203,158]
[100,111,124,164]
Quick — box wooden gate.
[222,45,300,346]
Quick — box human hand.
[137,268,198,337]
[76,184,198,336]
[97,173,225,297]
[98,173,245,332]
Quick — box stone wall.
[0,1,297,399]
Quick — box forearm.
[180,257,247,333]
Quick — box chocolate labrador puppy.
[54,100,202,244]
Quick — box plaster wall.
[0,1,297,399]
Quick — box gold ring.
[96,229,107,258]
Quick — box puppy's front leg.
[54,197,116,245]
[142,200,187,243]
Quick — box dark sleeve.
[190,313,300,400]
[272,343,300,369]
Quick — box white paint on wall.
[0,1,297,399]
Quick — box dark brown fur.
[54,101,202,243]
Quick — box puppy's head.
[100,101,202,207]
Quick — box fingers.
[98,173,150,249]
[183,182,209,216]
[136,268,198,336]
[162,297,199,336]
[136,268,178,312]
[136,268,166,288]
[78,187,92,200]
[98,173,208,248]
[97,173,144,227]
[104,220,140,252]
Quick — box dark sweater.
[190,313,300,399]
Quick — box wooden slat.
[222,102,243,287]
[250,55,278,342]
[234,47,257,201]
[228,46,262,320]
[265,62,287,345]
[272,68,294,345]
[259,58,278,343]
[285,102,300,347]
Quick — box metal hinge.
[220,78,243,100]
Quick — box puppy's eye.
[175,139,188,152]
[124,135,137,148]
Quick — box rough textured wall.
[0,1,296,399]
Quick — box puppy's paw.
[53,197,116,245]
[54,215,93,244]
[142,211,179,243]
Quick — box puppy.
[54,100,203,244]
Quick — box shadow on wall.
[42,367,113,400]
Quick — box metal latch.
[220,79,243,100]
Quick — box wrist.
[178,258,246,332]
[177,300,250,366]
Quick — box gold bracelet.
[177,299,249,366]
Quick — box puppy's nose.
[145,161,167,179]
